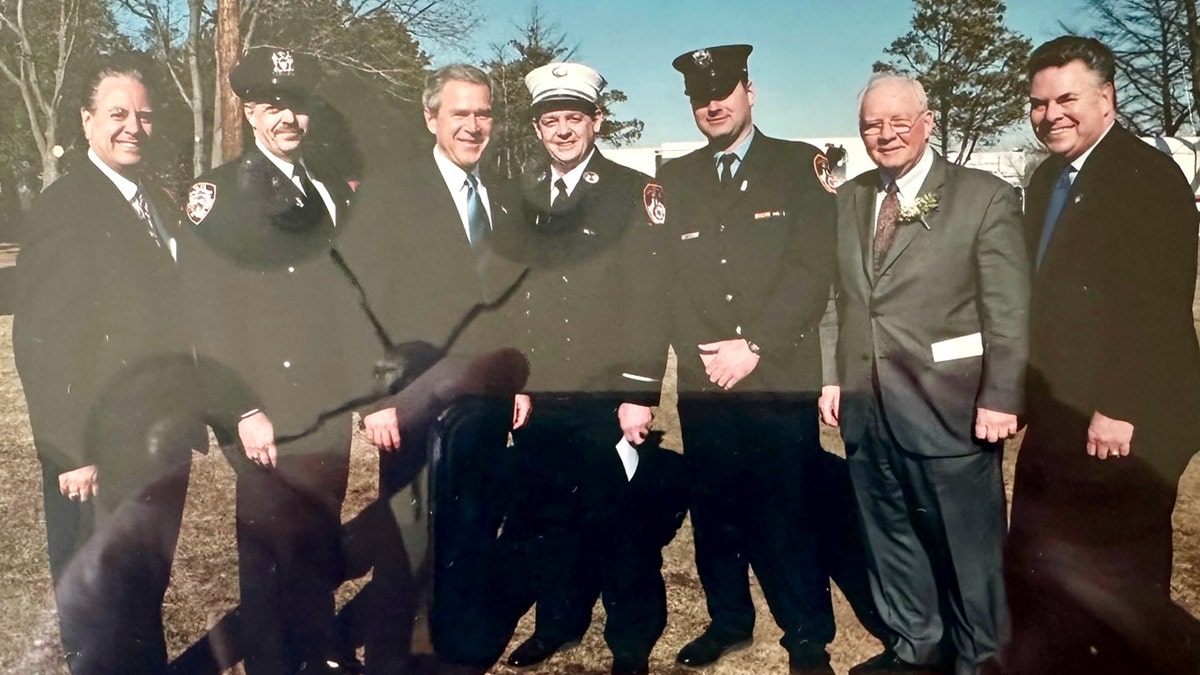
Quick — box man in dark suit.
[337,64,528,675]
[483,61,686,675]
[819,73,1028,675]
[184,47,364,675]
[13,54,206,673]
[658,44,839,675]
[1003,36,1200,675]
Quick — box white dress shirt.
[432,146,493,241]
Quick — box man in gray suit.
[819,73,1029,675]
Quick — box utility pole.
[216,0,242,163]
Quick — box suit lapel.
[1024,158,1061,265]
[856,174,878,285]
[877,155,947,279]
[1035,127,1126,272]
[418,151,475,251]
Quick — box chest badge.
[643,183,666,225]
[583,171,599,184]
[186,182,216,225]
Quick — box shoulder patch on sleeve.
[186,182,217,225]
[813,153,840,194]
[643,183,666,225]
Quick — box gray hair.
[422,64,491,113]
[859,72,930,112]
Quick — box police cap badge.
[671,44,753,101]
[229,47,321,105]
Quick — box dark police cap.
[671,44,753,101]
[229,47,321,104]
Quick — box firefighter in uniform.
[486,62,687,675]
[658,44,841,675]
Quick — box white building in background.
[605,136,1200,198]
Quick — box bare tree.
[1066,0,1195,136]
[117,0,209,176]
[0,0,88,187]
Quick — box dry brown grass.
[2,313,1199,675]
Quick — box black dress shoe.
[849,650,941,675]
[789,648,835,675]
[675,630,753,667]
[505,636,582,668]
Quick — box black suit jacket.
[14,155,202,470]
[183,146,370,441]
[496,151,665,402]
[1025,123,1200,461]
[657,130,837,394]
[336,146,528,411]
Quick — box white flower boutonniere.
[898,193,939,230]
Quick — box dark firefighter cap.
[671,44,753,101]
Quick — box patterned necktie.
[465,172,490,246]
[551,177,568,210]
[131,190,162,249]
[872,181,901,274]
[1036,165,1076,269]
[718,153,738,188]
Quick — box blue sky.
[431,0,1078,147]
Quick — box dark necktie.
[718,153,738,188]
[1036,165,1076,268]
[551,177,568,210]
[872,181,901,274]
[465,172,490,246]
[293,164,330,220]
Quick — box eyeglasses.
[860,120,917,137]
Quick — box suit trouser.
[359,425,431,675]
[846,397,1007,675]
[1003,410,1200,675]
[428,396,517,668]
[678,394,835,655]
[226,416,351,675]
[493,398,688,666]
[55,458,191,675]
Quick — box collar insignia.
[583,171,599,184]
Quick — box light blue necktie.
[464,173,490,246]
[1036,165,1076,268]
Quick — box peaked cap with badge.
[525,62,607,116]
[671,44,752,101]
[229,46,322,105]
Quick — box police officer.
[659,45,839,674]
[183,47,364,675]
[487,62,687,675]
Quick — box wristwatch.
[746,339,762,355]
